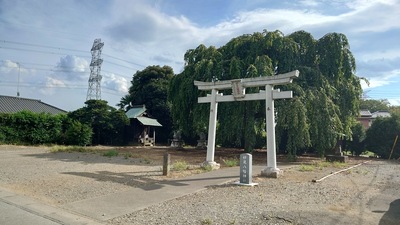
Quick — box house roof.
[126,105,146,119]
[0,95,67,115]
[137,116,162,127]
[372,111,391,118]
[125,105,162,127]
[359,109,372,117]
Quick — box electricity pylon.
[86,39,104,100]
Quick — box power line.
[0,46,89,58]
[0,81,126,94]
[0,40,87,53]
[0,59,133,79]
[1,46,140,71]
[103,53,145,68]
[1,39,145,68]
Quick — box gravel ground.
[1,145,399,225]
[107,160,400,225]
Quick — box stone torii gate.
[194,70,299,177]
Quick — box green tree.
[169,30,362,156]
[63,120,92,146]
[365,113,400,159]
[347,122,366,156]
[69,100,129,145]
[0,111,69,145]
[360,99,390,112]
[119,65,174,142]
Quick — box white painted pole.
[153,130,156,146]
[206,89,218,164]
[262,84,280,177]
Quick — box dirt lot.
[1,145,399,224]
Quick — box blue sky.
[0,0,399,111]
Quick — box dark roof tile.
[0,95,67,115]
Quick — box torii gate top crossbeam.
[194,70,299,90]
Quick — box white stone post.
[261,84,281,177]
[204,88,220,169]
[153,130,156,146]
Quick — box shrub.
[173,160,189,171]
[64,120,92,146]
[103,149,119,157]
[222,158,239,167]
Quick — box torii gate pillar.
[263,84,279,177]
[205,88,220,169]
[194,70,299,176]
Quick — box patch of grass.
[299,164,315,172]
[361,150,376,157]
[50,145,88,153]
[332,161,347,168]
[103,149,119,157]
[201,164,213,172]
[314,161,331,169]
[173,160,189,171]
[299,160,348,172]
[201,218,212,225]
[140,158,151,164]
[123,152,132,159]
[222,157,239,167]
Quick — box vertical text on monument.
[240,153,252,184]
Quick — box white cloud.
[299,0,320,7]
[106,1,197,45]
[2,0,400,106]
[103,74,129,94]
[55,55,89,81]
[339,0,400,33]
[40,77,67,95]
[388,98,400,106]
[361,69,400,89]
[0,60,19,72]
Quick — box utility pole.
[86,39,104,100]
[17,62,20,97]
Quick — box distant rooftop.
[359,109,372,117]
[125,105,162,127]
[371,110,391,118]
[0,95,67,115]
[126,105,147,119]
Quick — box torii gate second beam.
[194,70,299,177]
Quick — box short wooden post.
[163,153,170,176]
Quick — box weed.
[50,145,88,153]
[332,161,347,168]
[223,158,239,167]
[103,149,119,157]
[314,161,330,169]
[202,164,213,172]
[124,152,132,159]
[299,164,315,172]
[201,218,212,225]
[173,160,189,171]
[141,158,151,164]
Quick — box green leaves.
[121,65,174,142]
[365,115,400,159]
[69,100,129,145]
[169,30,361,156]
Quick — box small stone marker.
[235,153,258,186]
[163,153,170,176]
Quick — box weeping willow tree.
[169,30,362,156]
